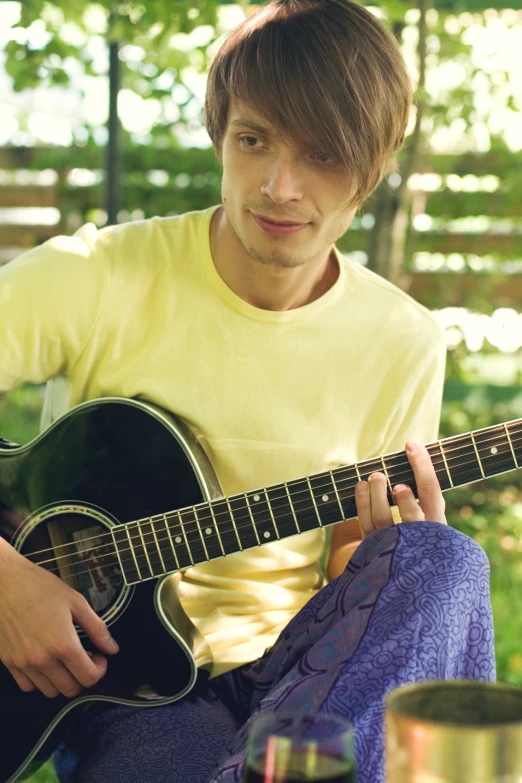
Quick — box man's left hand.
[355,439,448,539]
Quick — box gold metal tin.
[386,680,522,782]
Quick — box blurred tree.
[4,0,520,272]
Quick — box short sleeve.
[0,223,108,392]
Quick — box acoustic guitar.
[0,397,520,782]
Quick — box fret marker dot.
[322,494,329,502]
[253,494,261,502]
[205,528,212,535]
[175,536,182,544]
[491,447,498,454]
[263,531,271,538]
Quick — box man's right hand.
[0,538,119,698]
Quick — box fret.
[308,473,345,526]
[136,521,159,578]
[331,465,359,520]
[512,422,522,468]
[471,426,517,478]
[195,505,224,559]
[228,494,259,549]
[140,519,166,576]
[445,434,484,486]
[226,497,243,549]
[505,423,520,469]
[112,526,140,584]
[285,478,319,532]
[206,503,226,556]
[437,441,453,488]
[354,463,362,482]
[329,471,345,519]
[379,452,408,501]
[158,514,180,572]
[179,507,207,564]
[305,477,322,527]
[380,456,394,496]
[179,512,196,565]
[284,482,301,533]
[245,489,278,542]
[124,524,144,581]
[263,489,281,538]
[265,484,299,538]
[470,432,485,479]
[359,457,386,481]
[149,520,167,574]
[110,528,128,585]
[193,507,209,561]
[208,499,239,554]
[163,513,193,569]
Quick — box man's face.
[218,99,359,270]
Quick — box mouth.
[253,213,308,227]
[251,213,310,237]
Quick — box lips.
[251,213,309,237]
[254,214,307,226]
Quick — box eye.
[239,135,263,148]
[311,151,337,164]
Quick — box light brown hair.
[204,0,413,210]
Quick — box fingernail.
[406,440,420,454]
[356,481,368,493]
[109,636,119,650]
[393,484,408,493]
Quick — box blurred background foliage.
[0,0,521,780]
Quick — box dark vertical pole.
[106,12,123,225]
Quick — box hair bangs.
[205,0,413,210]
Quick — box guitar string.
[43,446,516,588]
[37,450,520,585]
[30,438,516,569]
[28,426,522,569]
[31,432,522,580]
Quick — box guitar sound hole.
[23,512,124,616]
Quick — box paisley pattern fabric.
[54,522,495,783]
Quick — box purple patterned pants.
[54,522,495,783]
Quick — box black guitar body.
[0,398,221,783]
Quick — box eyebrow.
[229,118,274,136]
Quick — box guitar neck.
[113,418,522,585]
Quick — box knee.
[397,521,490,582]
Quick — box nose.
[260,155,304,204]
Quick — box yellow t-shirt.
[0,205,447,677]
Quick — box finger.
[9,666,37,693]
[368,472,394,529]
[406,440,447,524]
[62,639,108,690]
[32,661,86,698]
[23,668,61,699]
[72,595,119,655]
[392,484,425,522]
[355,481,374,538]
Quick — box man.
[0,0,494,781]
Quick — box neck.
[210,206,338,310]
[113,417,522,585]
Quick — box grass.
[24,762,58,782]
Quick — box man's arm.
[326,317,447,583]
[0,226,119,697]
[326,518,362,582]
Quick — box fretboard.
[112,417,522,585]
